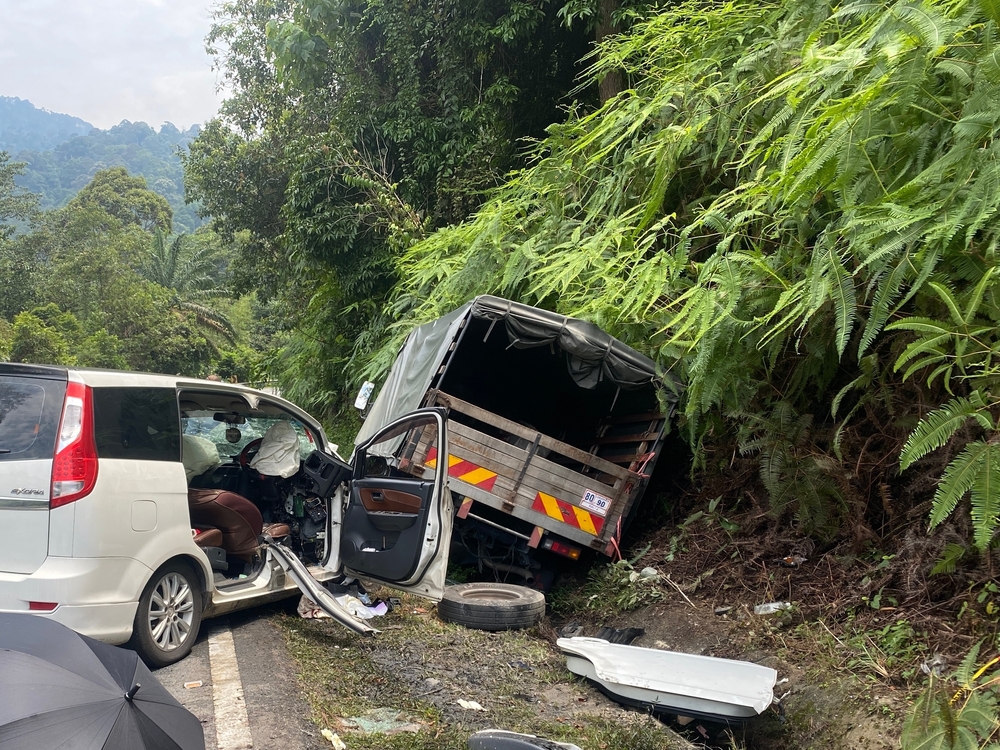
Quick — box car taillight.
[50,381,98,508]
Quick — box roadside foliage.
[372,0,1000,550]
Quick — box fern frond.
[930,440,990,529]
[970,443,1000,549]
[901,392,993,469]
[953,641,983,687]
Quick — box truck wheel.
[130,560,203,667]
[437,582,545,631]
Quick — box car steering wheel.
[239,438,264,473]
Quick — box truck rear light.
[50,381,98,508]
[543,538,581,560]
[28,601,58,611]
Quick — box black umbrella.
[0,613,204,750]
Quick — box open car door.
[339,408,453,601]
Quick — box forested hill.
[0,96,93,152]
[10,119,203,232]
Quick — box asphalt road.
[155,604,327,750]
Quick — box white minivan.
[0,363,454,666]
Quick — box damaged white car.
[0,364,453,666]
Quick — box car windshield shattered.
[181,412,316,461]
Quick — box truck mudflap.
[266,543,379,636]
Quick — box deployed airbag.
[182,434,222,481]
[251,421,301,478]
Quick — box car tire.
[130,560,203,667]
[437,582,545,631]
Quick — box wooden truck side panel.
[403,391,659,552]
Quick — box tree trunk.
[596,0,623,104]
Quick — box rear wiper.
[0,449,10,454]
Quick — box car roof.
[1,363,293,412]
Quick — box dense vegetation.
[0,157,252,378]
[183,0,1000,563]
[183,0,604,417]
[0,96,92,153]
[14,119,203,232]
[9,0,1000,738]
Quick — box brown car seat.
[188,489,263,562]
[192,527,224,548]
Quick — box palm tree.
[142,230,237,344]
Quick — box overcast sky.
[0,0,224,130]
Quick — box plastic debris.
[594,626,644,645]
[639,566,661,580]
[557,622,585,638]
[339,707,421,735]
[780,555,807,567]
[183,680,203,689]
[753,601,792,615]
[321,729,347,749]
[468,730,582,750]
[457,699,486,711]
[714,606,733,616]
[297,594,388,619]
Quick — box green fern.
[900,393,994,470]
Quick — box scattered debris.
[338,707,421,735]
[753,601,792,616]
[713,606,733,616]
[663,574,698,609]
[594,626,645,645]
[321,728,347,749]
[780,555,807,567]
[557,636,777,721]
[458,699,486,711]
[921,654,948,677]
[183,680,203,689]
[639,566,660,581]
[557,622,585,638]
[468,729,583,749]
[299,595,331,619]
[508,659,534,671]
[298,594,388,620]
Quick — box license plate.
[580,489,611,517]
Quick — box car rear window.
[93,387,181,461]
[0,376,65,461]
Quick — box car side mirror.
[364,454,390,477]
[354,382,375,411]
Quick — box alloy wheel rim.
[148,572,195,652]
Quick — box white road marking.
[209,626,254,749]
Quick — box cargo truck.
[354,296,681,582]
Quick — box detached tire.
[438,583,545,631]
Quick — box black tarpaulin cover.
[469,296,667,391]
[355,296,679,451]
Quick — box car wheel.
[130,560,203,667]
[437,582,545,631]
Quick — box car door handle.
[371,492,384,501]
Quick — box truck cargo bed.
[407,391,661,552]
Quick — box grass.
[274,593,686,750]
